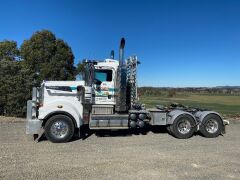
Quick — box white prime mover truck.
[26,38,229,143]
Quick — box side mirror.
[94,79,102,85]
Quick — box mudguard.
[194,111,224,125]
[167,110,197,125]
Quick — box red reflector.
[83,115,89,123]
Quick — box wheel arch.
[38,99,83,128]
[42,111,78,128]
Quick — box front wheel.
[170,114,196,139]
[45,115,75,143]
[200,114,223,138]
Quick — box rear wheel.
[45,115,75,143]
[166,125,173,135]
[200,114,223,138]
[170,114,196,139]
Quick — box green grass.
[140,93,240,118]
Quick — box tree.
[0,41,19,115]
[20,30,76,86]
[0,60,33,116]
[0,30,77,117]
[0,41,19,61]
[76,61,85,80]
[0,41,28,116]
[168,89,176,97]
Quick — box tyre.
[170,114,196,139]
[200,114,223,138]
[44,115,75,143]
[166,125,173,135]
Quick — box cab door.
[93,68,115,105]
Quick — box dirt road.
[0,118,240,180]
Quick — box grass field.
[140,93,240,118]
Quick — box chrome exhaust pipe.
[110,50,114,59]
[119,38,125,66]
[115,38,127,112]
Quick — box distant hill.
[215,86,240,89]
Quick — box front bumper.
[26,100,42,134]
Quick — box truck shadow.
[80,125,168,140]
[37,125,169,142]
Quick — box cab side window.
[94,70,112,84]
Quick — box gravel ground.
[0,117,240,180]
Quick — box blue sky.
[0,0,240,87]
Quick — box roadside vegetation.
[139,89,240,119]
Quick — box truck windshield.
[94,69,112,82]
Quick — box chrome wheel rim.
[177,119,191,134]
[205,119,218,134]
[50,121,69,138]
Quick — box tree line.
[0,30,80,117]
[138,87,240,97]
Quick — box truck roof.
[95,59,119,70]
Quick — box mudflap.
[222,120,230,134]
[33,127,45,142]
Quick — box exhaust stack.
[119,38,125,65]
[110,50,114,59]
[115,38,127,112]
